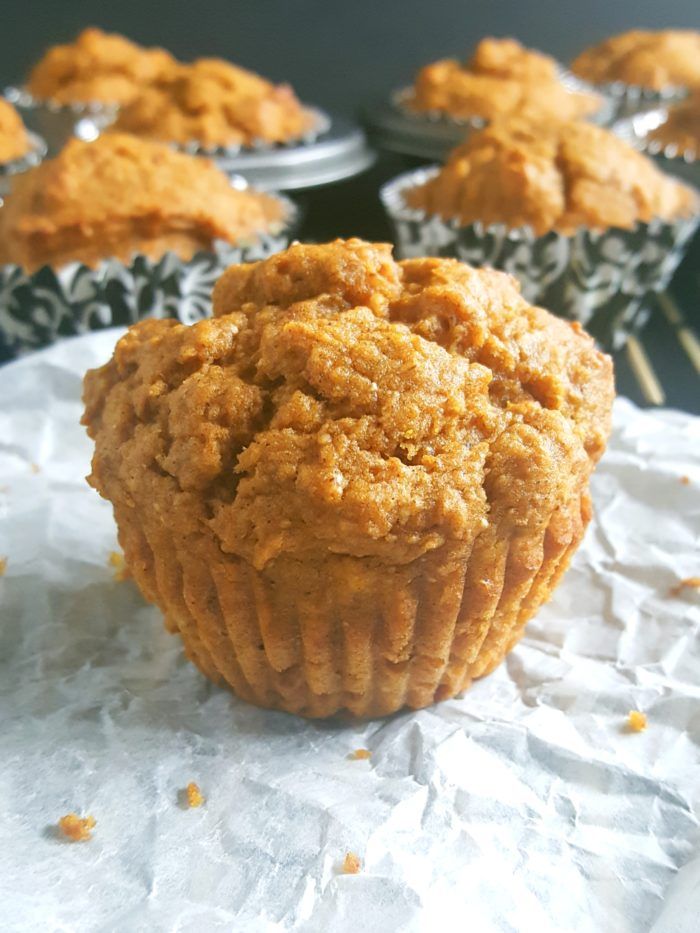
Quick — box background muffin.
[0,98,32,162]
[0,133,286,270]
[409,37,602,122]
[571,29,700,92]
[26,27,177,106]
[650,93,700,155]
[82,238,614,719]
[406,119,697,234]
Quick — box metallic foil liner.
[586,80,688,121]
[0,132,46,196]
[0,194,297,361]
[380,166,700,351]
[612,109,700,190]
[3,85,118,153]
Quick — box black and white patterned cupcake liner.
[0,131,46,196]
[380,166,700,351]
[3,85,118,152]
[0,194,298,362]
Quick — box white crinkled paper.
[1,329,699,933]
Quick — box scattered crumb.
[627,711,647,733]
[108,551,130,582]
[342,852,362,874]
[669,576,700,597]
[680,475,690,485]
[348,748,372,761]
[0,484,8,493]
[30,462,40,474]
[184,782,205,808]
[58,813,96,842]
[0,557,6,577]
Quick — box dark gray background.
[4,0,699,113]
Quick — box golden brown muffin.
[571,30,700,90]
[112,58,316,147]
[82,238,614,719]
[0,134,284,271]
[409,37,601,121]
[0,98,31,162]
[26,27,177,105]
[651,94,700,154]
[407,119,697,235]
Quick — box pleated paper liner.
[113,487,590,719]
[3,85,118,152]
[380,165,700,351]
[0,193,298,361]
[0,131,46,196]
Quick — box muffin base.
[113,490,590,719]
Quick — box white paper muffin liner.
[3,85,118,151]
[0,131,46,196]
[0,194,298,361]
[380,166,700,351]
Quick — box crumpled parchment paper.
[1,329,699,933]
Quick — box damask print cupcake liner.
[380,166,700,351]
[0,197,297,361]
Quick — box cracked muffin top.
[112,57,316,147]
[406,119,698,235]
[26,27,177,105]
[571,30,700,90]
[83,239,614,572]
[408,37,601,121]
[0,133,285,271]
[0,98,31,162]
[651,94,700,154]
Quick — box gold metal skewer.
[657,291,700,376]
[625,335,666,406]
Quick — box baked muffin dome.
[112,57,316,147]
[651,94,700,154]
[0,133,285,271]
[26,27,177,106]
[406,119,697,235]
[571,30,700,90]
[410,37,601,122]
[82,239,614,719]
[0,98,31,162]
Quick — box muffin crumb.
[680,475,690,485]
[0,557,6,577]
[627,711,647,733]
[342,852,362,874]
[669,576,700,597]
[58,813,96,841]
[108,551,129,582]
[348,748,372,760]
[30,462,40,474]
[184,782,205,808]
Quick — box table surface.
[296,151,700,417]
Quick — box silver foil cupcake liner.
[589,81,688,122]
[3,85,118,152]
[0,195,298,361]
[612,109,700,190]
[380,166,700,351]
[0,131,46,196]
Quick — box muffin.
[650,94,700,156]
[381,120,699,348]
[408,37,602,122]
[111,57,318,147]
[0,133,286,270]
[0,97,32,162]
[572,30,700,92]
[26,27,177,106]
[81,238,614,719]
[406,119,696,234]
